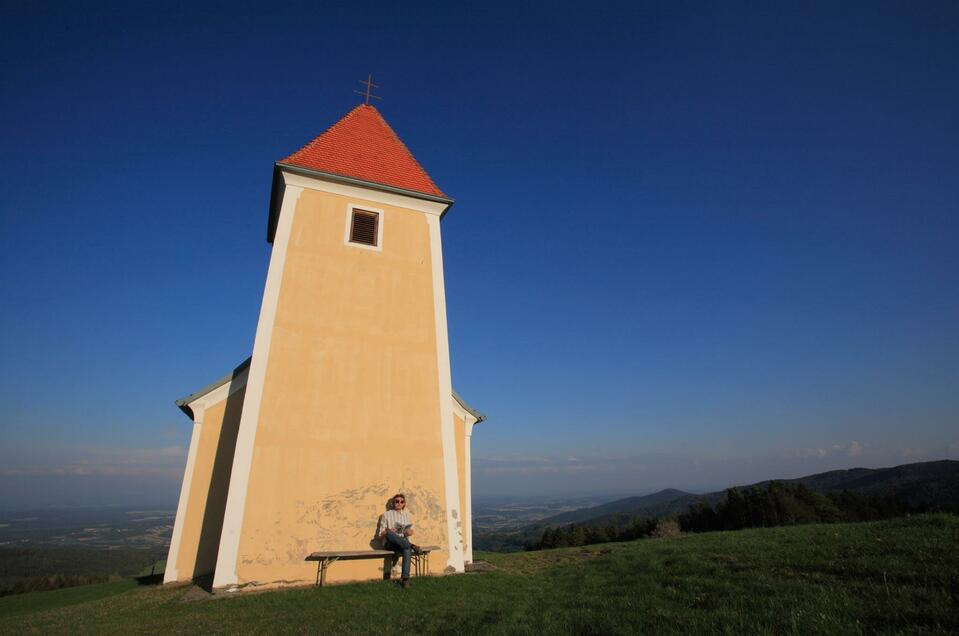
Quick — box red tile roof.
[280,104,447,199]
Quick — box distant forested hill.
[755,460,959,508]
[536,460,959,529]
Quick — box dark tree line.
[0,574,109,597]
[526,517,658,551]
[678,482,921,533]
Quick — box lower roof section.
[174,356,485,423]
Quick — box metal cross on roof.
[355,74,382,105]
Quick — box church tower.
[163,103,484,591]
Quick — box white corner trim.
[213,184,303,589]
[281,170,448,216]
[451,399,469,423]
[343,203,384,252]
[164,416,204,583]
[464,416,475,564]
[427,213,464,572]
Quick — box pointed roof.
[280,104,447,199]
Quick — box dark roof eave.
[174,357,252,418]
[452,390,487,424]
[268,163,454,243]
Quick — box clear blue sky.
[1,1,957,507]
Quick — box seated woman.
[378,493,420,588]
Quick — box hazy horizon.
[2,455,955,512]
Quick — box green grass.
[0,580,136,620]
[1,515,956,635]
[0,547,164,585]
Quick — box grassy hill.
[2,514,956,634]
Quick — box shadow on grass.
[134,561,165,587]
[134,573,164,586]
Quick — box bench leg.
[318,557,338,587]
[409,551,429,577]
[384,554,399,580]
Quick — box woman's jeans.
[385,530,412,579]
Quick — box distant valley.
[0,508,174,552]
[0,508,174,592]
[471,495,618,534]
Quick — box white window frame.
[343,203,384,252]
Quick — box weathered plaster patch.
[237,476,452,577]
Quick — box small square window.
[349,209,379,247]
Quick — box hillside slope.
[538,459,959,529]
[764,459,959,507]
[2,515,956,634]
[544,488,702,525]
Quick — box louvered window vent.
[349,209,379,246]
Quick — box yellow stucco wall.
[234,189,453,586]
[174,386,245,580]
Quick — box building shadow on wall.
[191,370,247,592]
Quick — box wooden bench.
[306,546,440,587]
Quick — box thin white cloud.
[796,441,864,460]
[481,463,600,475]
[475,454,606,475]
[477,454,552,464]
[794,447,828,459]
[0,445,187,480]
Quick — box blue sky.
[1,1,957,507]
